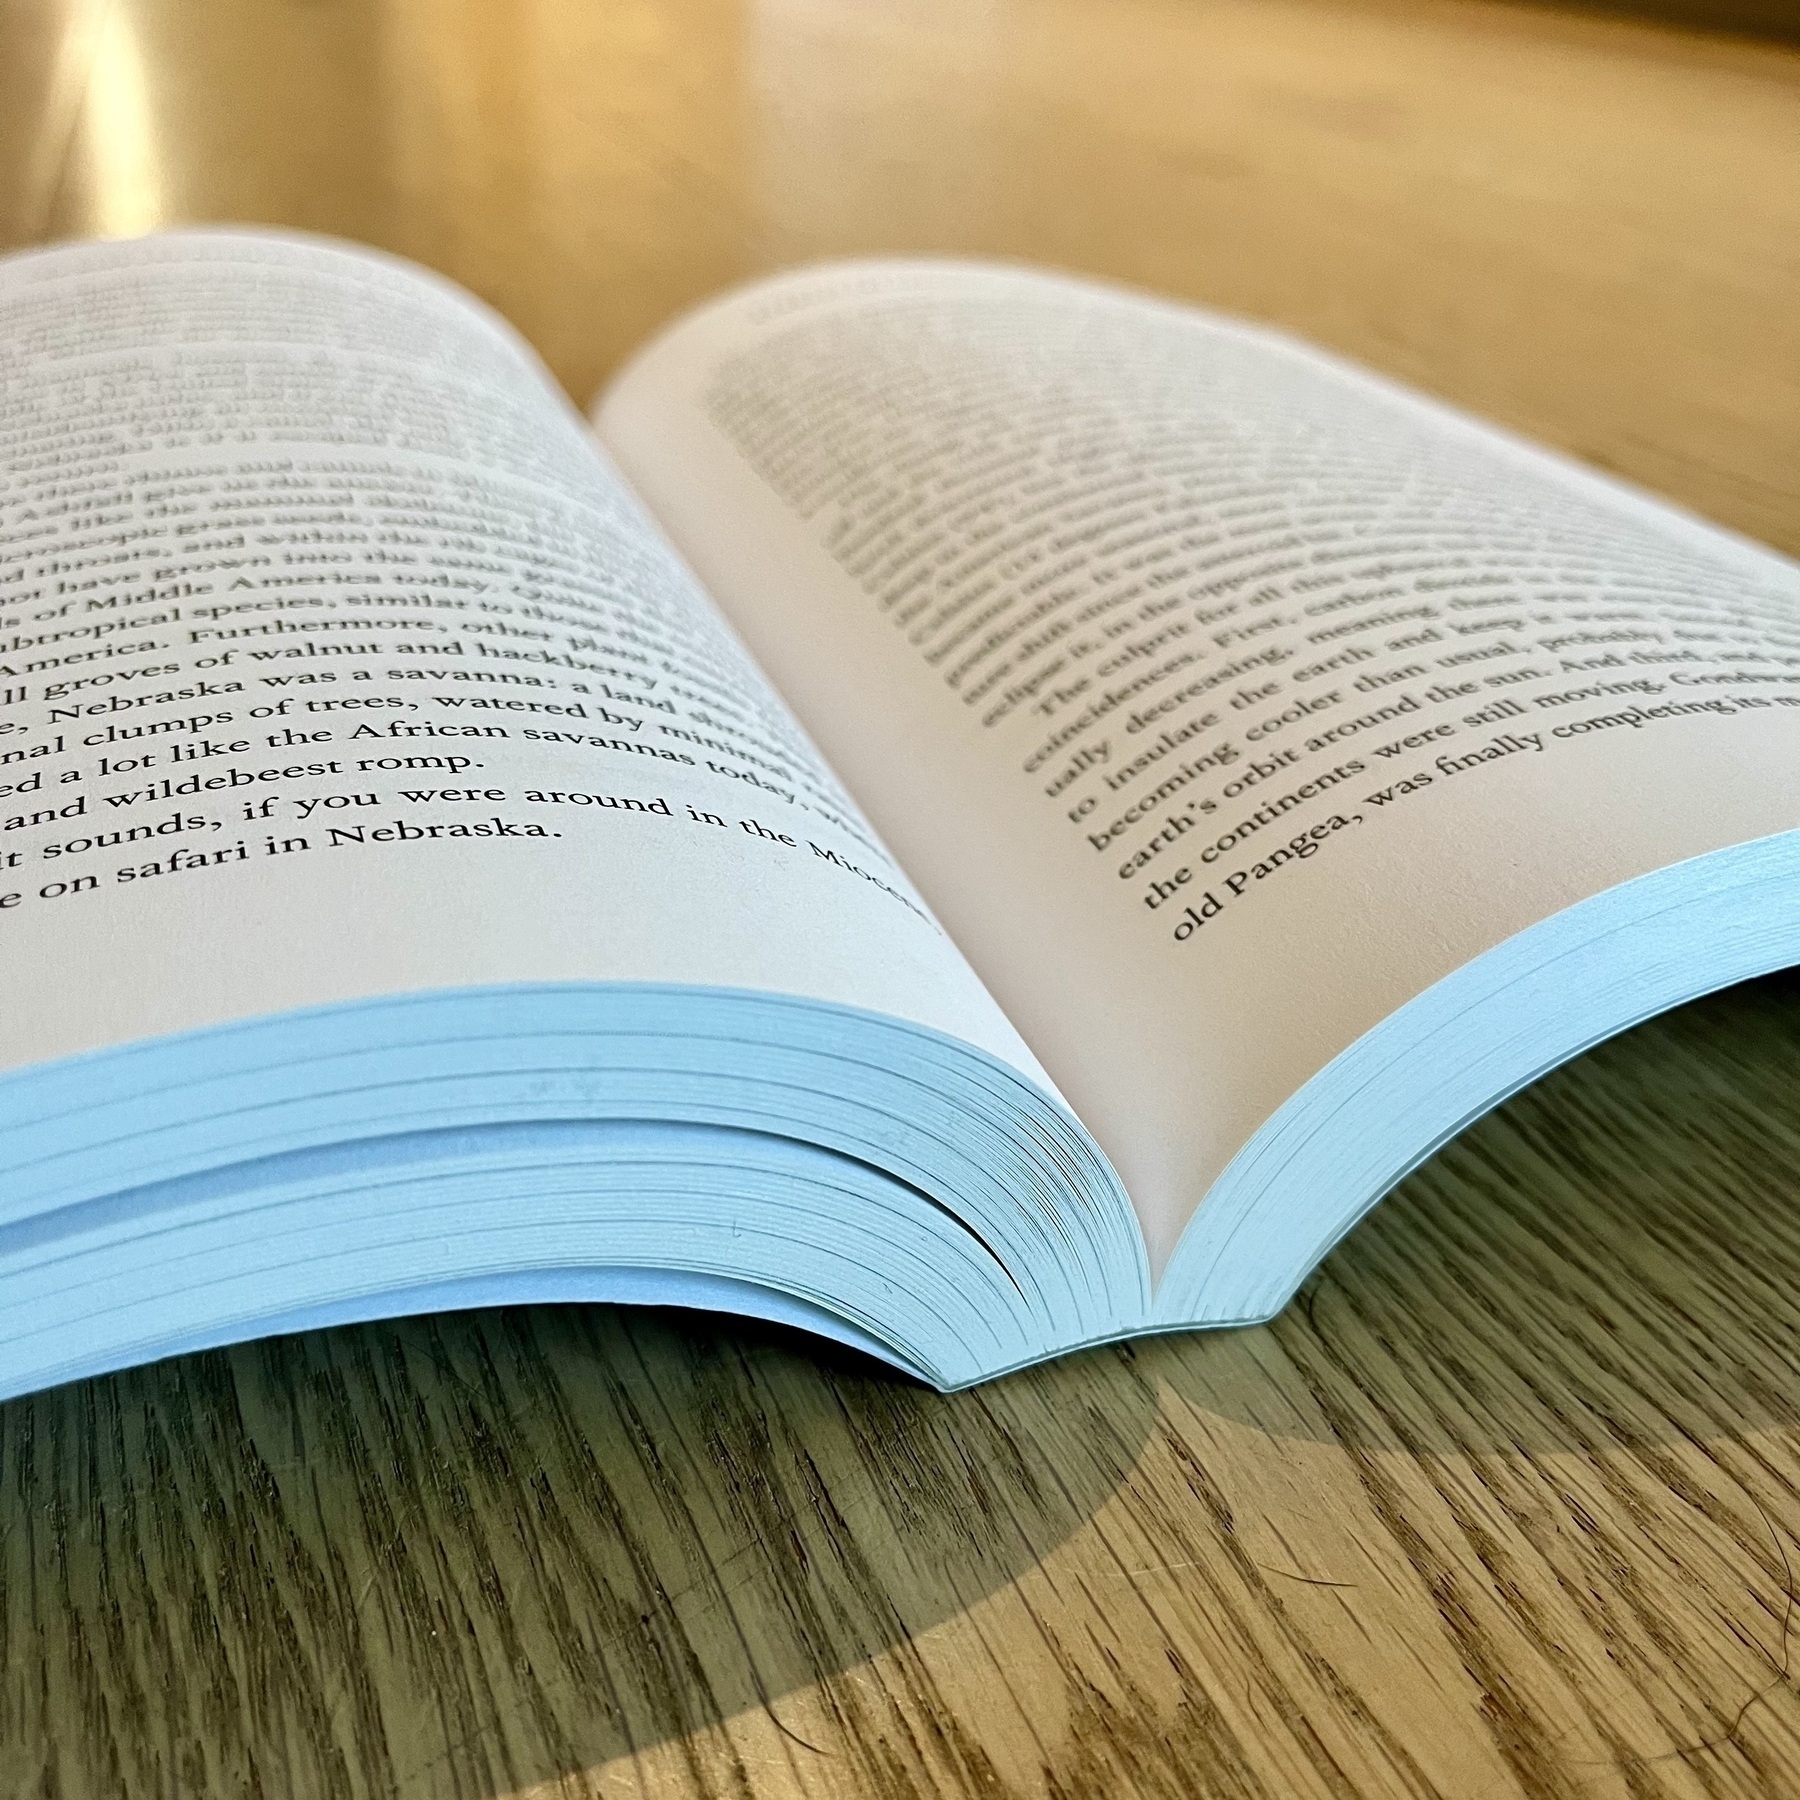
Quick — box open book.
[3,231,1796,1397]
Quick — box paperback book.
[2,231,1796,1395]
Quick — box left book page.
[0,231,1018,1070]
[0,232,1147,1400]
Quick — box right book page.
[597,260,1800,1292]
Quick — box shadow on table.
[1503,0,1800,46]
[1155,966,1800,1459]
[9,972,1800,1796]
[0,1287,1164,1795]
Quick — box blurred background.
[2,0,1796,547]
[3,8,1800,1793]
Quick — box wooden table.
[4,1,1800,1793]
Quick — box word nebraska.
[326,817,550,847]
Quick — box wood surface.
[2,0,1800,1794]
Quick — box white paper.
[0,235,1045,1087]
[597,260,1800,1272]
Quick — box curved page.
[0,986,1143,1393]
[597,260,1800,1291]
[0,234,1143,1388]
[1163,830,1800,1322]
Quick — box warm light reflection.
[84,1,163,237]
[746,0,1000,260]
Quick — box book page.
[0,236,1042,1085]
[597,261,1800,1275]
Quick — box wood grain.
[8,980,1800,1796]
[3,0,1800,1794]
